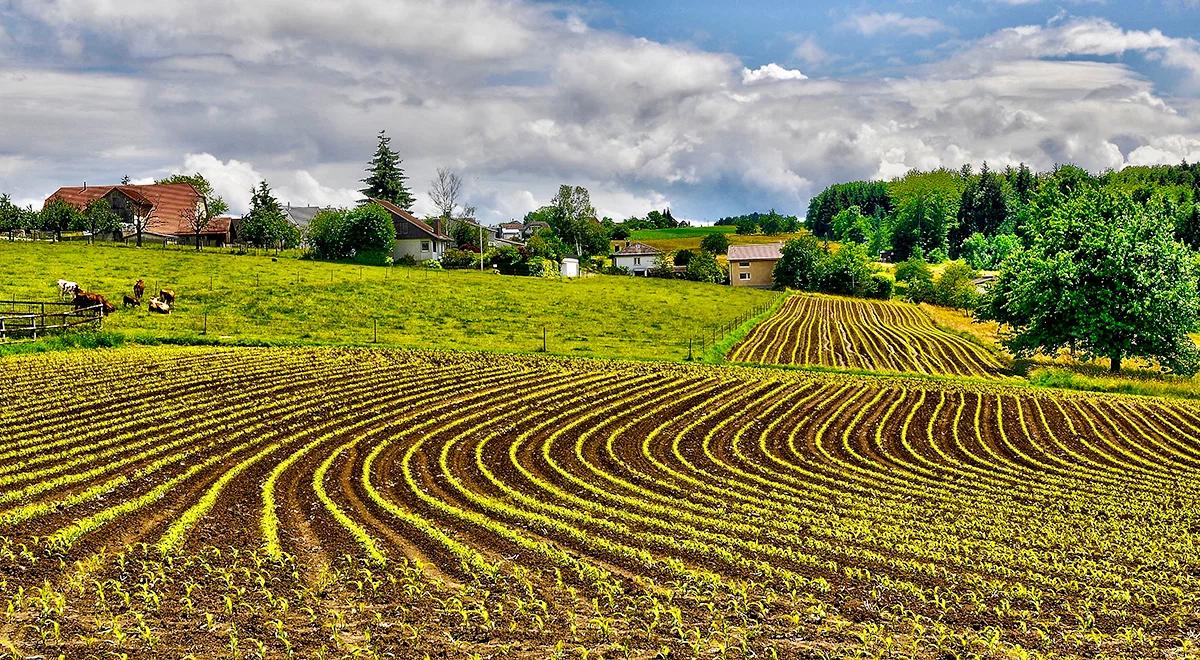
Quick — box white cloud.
[742,63,808,84]
[1,3,1199,223]
[843,12,950,38]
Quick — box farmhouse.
[371,198,454,262]
[45,182,229,246]
[611,241,661,276]
[728,243,783,288]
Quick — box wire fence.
[0,300,105,340]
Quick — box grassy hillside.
[623,225,809,253]
[0,241,773,361]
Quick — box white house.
[371,198,454,262]
[611,241,661,276]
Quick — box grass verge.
[700,291,790,363]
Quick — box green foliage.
[307,209,350,260]
[619,208,684,231]
[343,203,397,263]
[673,249,694,266]
[0,194,27,237]
[950,164,1007,256]
[240,181,292,250]
[609,225,630,240]
[538,186,609,257]
[960,232,1020,270]
[74,198,123,241]
[980,187,1200,374]
[699,231,730,254]
[359,130,414,210]
[890,188,952,261]
[805,181,892,239]
[440,248,478,269]
[40,197,81,239]
[773,237,885,299]
[931,261,980,310]
[527,230,570,261]
[684,250,722,284]
[715,211,799,233]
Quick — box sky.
[1,1,1199,224]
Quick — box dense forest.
[806,162,1200,269]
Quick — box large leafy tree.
[684,250,722,284]
[548,185,608,257]
[773,235,827,290]
[360,130,414,210]
[980,187,1200,374]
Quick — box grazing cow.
[159,288,176,305]
[122,294,140,308]
[56,279,81,298]
[133,279,145,301]
[148,298,171,314]
[72,292,116,315]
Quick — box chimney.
[434,218,444,236]
[83,181,87,191]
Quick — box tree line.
[804,161,1200,375]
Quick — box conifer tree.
[360,130,415,210]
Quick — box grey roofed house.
[283,205,325,232]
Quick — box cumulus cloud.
[1,2,1199,221]
[843,12,950,38]
[742,63,808,84]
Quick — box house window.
[421,241,430,252]
[739,261,751,268]
[634,257,641,265]
[739,272,751,281]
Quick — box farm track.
[729,293,1009,379]
[1,346,1199,657]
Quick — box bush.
[527,256,558,278]
[674,249,694,266]
[395,254,418,267]
[344,203,396,256]
[868,274,894,299]
[421,259,442,270]
[441,248,478,269]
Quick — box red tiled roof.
[45,183,217,236]
[727,243,783,261]
[612,241,662,256]
[369,198,451,239]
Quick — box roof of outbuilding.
[611,241,662,256]
[727,243,783,261]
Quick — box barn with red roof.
[44,182,231,246]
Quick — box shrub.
[441,248,478,269]
[674,249,694,266]
[344,203,396,256]
[354,249,393,266]
[868,273,894,300]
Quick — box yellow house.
[728,243,783,288]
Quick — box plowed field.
[729,294,1008,378]
[0,347,1196,658]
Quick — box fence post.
[688,338,693,361]
[202,312,207,335]
[373,318,378,343]
[542,326,547,352]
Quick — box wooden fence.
[0,300,105,340]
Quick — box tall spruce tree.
[950,163,1007,256]
[360,130,415,210]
